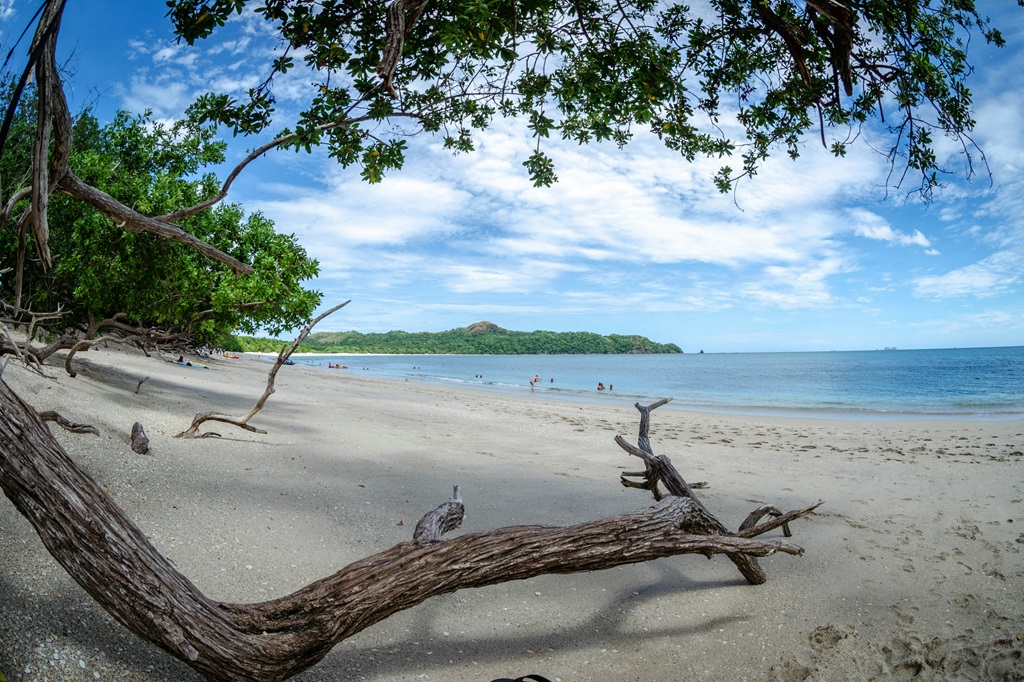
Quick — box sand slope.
[1,344,1022,681]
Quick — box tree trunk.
[0,379,819,681]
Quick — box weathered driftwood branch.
[177,301,350,438]
[0,320,47,375]
[0,380,821,682]
[0,307,74,367]
[36,410,100,436]
[3,309,222,373]
[65,333,170,378]
[619,398,706,499]
[414,485,465,543]
[616,399,821,585]
[1,376,810,681]
[737,500,825,539]
[0,321,26,364]
[62,308,260,377]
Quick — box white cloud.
[912,249,1023,299]
[428,122,879,275]
[252,174,471,246]
[152,42,197,67]
[742,256,854,309]
[0,0,15,23]
[122,77,192,118]
[444,261,579,294]
[849,209,931,247]
[907,309,1024,340]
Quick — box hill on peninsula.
[235,322,682,354]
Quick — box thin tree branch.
[177,300,351,437]
[55,172,253,275]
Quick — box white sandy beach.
[1,344,1022,681]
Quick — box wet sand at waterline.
[1,344,1022,681]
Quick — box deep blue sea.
[293,346,1024,420]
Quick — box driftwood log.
[0,379,820,681]
[36,409,100,436]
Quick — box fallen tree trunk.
[0,379,820,681]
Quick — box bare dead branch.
[0,321,25,364]
[9,0,253,277]
[737,500,826,539]
[57,309,258,377]
[56,172,252,275]
[616,399,820,585]
[177,301,351,437]
[413,485,465,543]
[158,112,374,223]
[377,0,432,97]
[64,331,184,378]
[36,409,100,435]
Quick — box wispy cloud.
[0,0,15,24]
[847,207,933,249]
[912,250,1023,299]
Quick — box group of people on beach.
[528,374,611,392]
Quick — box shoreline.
[247,352,1024,422]
[2,344,1022,681]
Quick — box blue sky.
[3,1,1023,352]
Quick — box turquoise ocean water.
[293,346,1024,420]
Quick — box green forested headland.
[230,321,682,355]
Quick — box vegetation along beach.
[3,0,1024,681]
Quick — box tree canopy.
[0,0,1014,332]
[165,0,1010,197]
[0,82,321,347]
